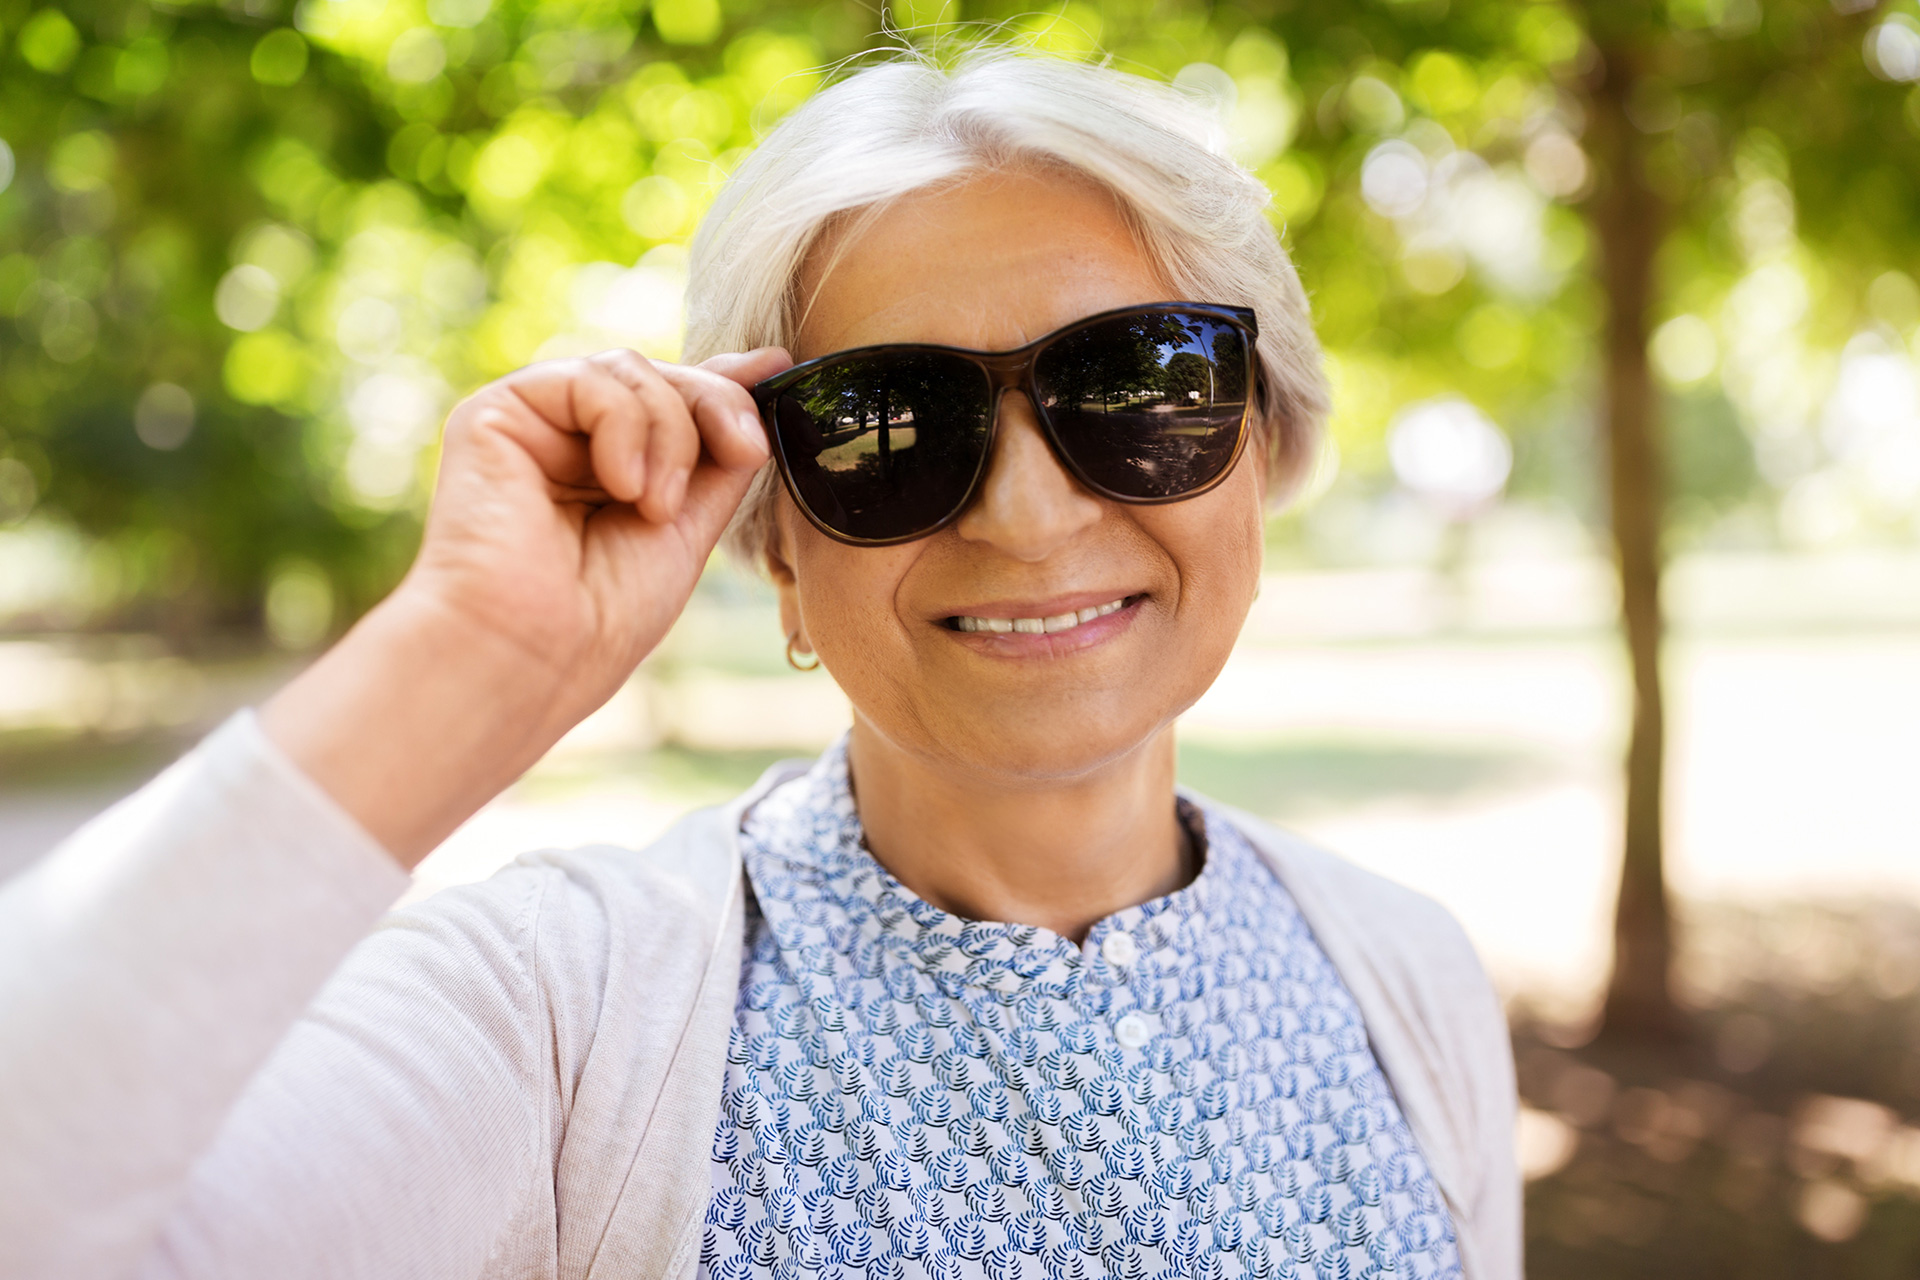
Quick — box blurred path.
[6,548,1919,1020]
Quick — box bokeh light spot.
[1401,236,1465,296]
[114,40,171,98]
[1345,76,1405,134]
[473,133,546,202]
[1652,315,1719,387]
[251,30,311,87]
[0,458,38,526]
[1866,18,1920,84]
[1264,155,1323,223]
[427,0,493,28]
[1868,271,1920,332]
[214,264,282,332]
[1361,141,1428,218]
[134,383,197,451]
[387,29,448,85]
[19,9,81,75]
[654,0,723,46]
[1017,4,1104,58]
[224,330,309,406]
[39,296,97,363]
[266,561,335,650]
[1388,397,1512,514]
[1524,133,1589,200]
[621,175,691,241]
[1458,304,1528,371]
[48,133,114,194]
[1407,51,1476,117]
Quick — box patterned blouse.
[699,742,1462,1280]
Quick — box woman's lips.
[939,594,1146,653]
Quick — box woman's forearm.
[259,589,576,869]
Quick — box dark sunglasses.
[751,301,1259,546]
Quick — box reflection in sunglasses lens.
[1038,314,1249,499]
[771,352,993,542]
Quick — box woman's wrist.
[259,588,573,868]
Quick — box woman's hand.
[411,347,787,709]
[261,346,793,865]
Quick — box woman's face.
[770,166,1267,783]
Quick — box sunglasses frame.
[750,301,1261,547]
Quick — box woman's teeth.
[952,598,1130,634]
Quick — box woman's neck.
[844,717,1194,943]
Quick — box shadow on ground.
[1519,901,1920,1278]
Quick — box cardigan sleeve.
[137,856,619,1280]
[0,712,410,1280]
[0,709,639,1280]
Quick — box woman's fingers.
[579,350,698,521]
[461,347,788,526]
[649,350,787,472]
[690,348,794,468]
[486,359,654,504]
[586,349,783,522]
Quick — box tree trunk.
[1586,42,1686,1042]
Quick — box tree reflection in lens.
[774,353,991,541]
[1038,315,1249,498]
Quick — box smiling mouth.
[944,594,1143,635]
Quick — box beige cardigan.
[0,713,1520,1280]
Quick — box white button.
[1100,931,1138,968]
[1114,1013,1152,1049]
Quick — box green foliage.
[1,0,1918,632]
[0,0,861,630]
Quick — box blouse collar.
[739,737,1245,996]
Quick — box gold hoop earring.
[785,632,821,672]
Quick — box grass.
[515,741,809,807]
[0,725,187,794]
[1175,733,1558,817]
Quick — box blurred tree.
[1560,0,1920,1041]
[0,0,865,636]
[1028,0,1920,1040]
[0,0,425,637]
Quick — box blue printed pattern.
[699,742,1461,1280]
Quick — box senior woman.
[0,49,1517,1280]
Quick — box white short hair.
[682,46,1329,567]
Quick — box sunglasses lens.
[1036,312,1252,499]
[768,352,993,542]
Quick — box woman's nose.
[952,391,1103,560]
